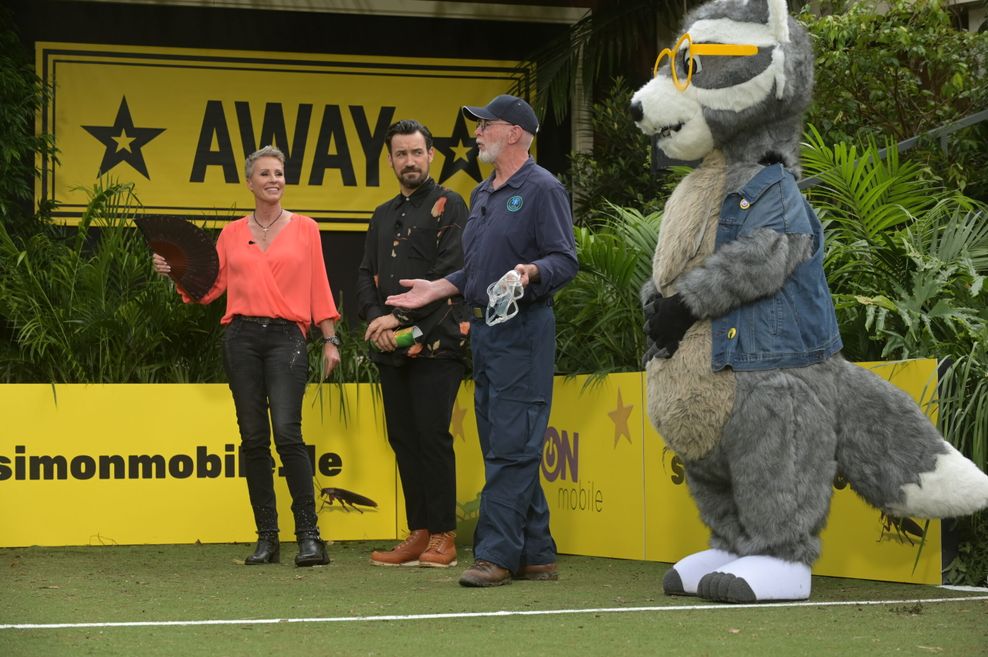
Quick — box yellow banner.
[541,373,646,560]
[0,384,398,546]
[37,43,531,230]
[0,360,945,583]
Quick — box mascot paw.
[697,556,811,603]
[643,293,696,357]
[663,549,738,596]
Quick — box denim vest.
[711,164,843,372]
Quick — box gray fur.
[830,357,947,510]
[689,3,815,173]
[640,278,659,307]
[685,355,977,564]
[687,364,839,564]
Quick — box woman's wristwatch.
[322,335,341,347]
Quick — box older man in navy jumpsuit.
[387,94,578,587]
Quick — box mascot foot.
[697,556,811,603]
[663,549,738,596]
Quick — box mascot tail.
[833,358,988,518]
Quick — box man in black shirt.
[357,119,469,568]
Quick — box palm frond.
[554,203,661,375]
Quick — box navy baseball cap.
[462,94,539,134]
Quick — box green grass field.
[3,541,986,657]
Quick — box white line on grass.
[3,595,987,631]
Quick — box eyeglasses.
[652,32,759,92]
[476,119,513,132]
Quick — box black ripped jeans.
[222,316,320,538]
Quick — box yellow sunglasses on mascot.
[653,32,759,91]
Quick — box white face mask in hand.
[485,269,525,326]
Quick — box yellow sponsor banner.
[0,361,945,584]
[0,384,398,547]
[306,383,398,541]
[37,43,531,230]
[642,416,711,564]
[452,380,486,542]
[541,373,646,560]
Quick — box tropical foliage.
[800,0,988,200]
[563,77,669,224]
[0,7,55,240]
[554,202,661,381]
[0,181,227,383]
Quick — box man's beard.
[478,140,502,164]
[400,168,428,188]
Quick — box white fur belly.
[645,320,736,461]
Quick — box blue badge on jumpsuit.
[506,195,523,212]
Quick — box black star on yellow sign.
[432,111,481,185]
[83,96,165,179]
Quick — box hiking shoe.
[459,560,512,587]
[370,529,429,566]
[513,562,558,581]
[418,532,457,568]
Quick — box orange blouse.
[182,214,340,337]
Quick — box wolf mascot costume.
[630,0,988,603]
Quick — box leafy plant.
[942,517,988,587]
[0,180,228,383]
[307,295,382,425]
[0,7,56,240]
[554,202,661,381]
[801,0,988,200]
[801,126,982,359]
[564,77,670,226]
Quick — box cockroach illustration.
[319,487,378,513]
[879,512,926,545]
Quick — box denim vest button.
[727,327,737,339]
[739,198,750,209]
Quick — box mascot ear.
[768,0,791,43]
[767,0,794,100]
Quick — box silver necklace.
[252,210,283,239]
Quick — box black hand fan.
[135,216,219,301]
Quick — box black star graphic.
[82,96,165,179]
[432,112,482,185]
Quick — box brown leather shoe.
[418,532,457,568]
[513,562,558,581]
[459,560,512,587]
[370,529,429,566]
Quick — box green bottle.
[370,325,423,351]
[394,325,422,348]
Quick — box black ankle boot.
[245,533,280,565]
[295,536,329,567]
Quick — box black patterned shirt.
[356,178,470,365]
